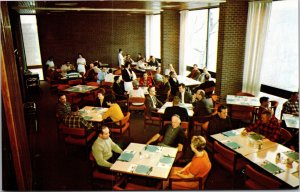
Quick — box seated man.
[199,67,211,83]
[92,126,123,172]
[187,64,201,81]
[128,80,145,106]
[146,114,185,152]
[101,94,124,124]
[97,67,107,84]
[63,104,94,132]
[197,74,215,97]
[282,92,299,116]
[56,93,71,121]
[176,83,192,104]
[242,110,281,142]
[163,96,189,122]
[207,105,232,137]
[104,68,114,83]
[154,67,163,83]
[257,96,271,120]
[192,89,213,118]
[95,88,109,108]
[144,86,163,117]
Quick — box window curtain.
[179,10,189,75]
[146,15,161,60]
[242,1,272,95]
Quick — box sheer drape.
[146,15,161,60]
[242,1,272,95]
[179,10,189,75]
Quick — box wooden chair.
[270,100,279,115]
[169,166,211,190]
[101,81,113,87]
[200,121,213,152]
[86,81,99,86]
[230,92,255,124]
[244,164,281,189]
[280,128,293,145]
[89,152,118,189]
[62,126,97,156]
[127,97,145,113]
[57,84,70,94]
[113,176,162,190]
[103,112,131,139]
[213,141,246,176]
[144,111,162,129]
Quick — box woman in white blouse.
[76,53,87,75]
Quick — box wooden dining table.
[79,106,108,122]
[110,143,178,180]
[211,128,299,188]
[176,75,201,87]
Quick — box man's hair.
[169,71,175,76]
[132,80,139,87]
[98,88,106,96]
[71,104,79,112]
[193,64,198,67]
[191,136,206,151]
[148,86,155,93]
[178,83,186,89]
[262,110,272,117]
[99,126,109,135]
[119,48,122,52]
[108,68,112,73]
[197,89,205,98]
[218,105,228,112]
[106,94,116,103]
[164,75,170,79]
[172,96,181,105]
[114,75,120,82]
[58,93,65,100]
[259,96,269,104]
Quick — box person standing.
[121,62,134,92]
[77,53,87,76]
[118,48,124,68]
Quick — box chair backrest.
[245,164,281,189]
[236,92,255,97]
[128,97,145,104]
[101,81,113,87]
[280,128,292,145]
[63,127,86,136]
[86,82,99,87]
[270,100,279,114]
[57,84,70,91]
[68,79,83,86]
[213,141,235,163]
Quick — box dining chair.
[103,112,131,139]
[200,121,213,152]
[213,141,246,186]
[230,92,255,125]
[89,152,118,189]
[143,110,163,129]
[62,126,97,157]
[280,128,293,146]
[244,164,281,189]
[168,166,211,190]
[127,97,146,113]
[86,81,99,86]
[270,100,279,115]
[113,176,162,190]
[68,79,83,86]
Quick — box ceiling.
[10,0,226,15]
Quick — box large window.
[20,15,44,80]
[181,8,219,75]
[260,0,298,92]
[146,15,161,60]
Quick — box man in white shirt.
[104,68,115,83]
[118,48,124,68]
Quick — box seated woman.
[139,72,153,87]
[128,80,145,106]
[163,136,211,189]
[101,94,124,125]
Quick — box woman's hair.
[114,75,120,82]
[132,80,139,88]
[191,136,206,151]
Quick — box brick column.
[216,0,248,102]
[161,10,180,73]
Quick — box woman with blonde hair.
[164,136,211,189]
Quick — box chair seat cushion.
[245,179,265,189]
[171,181,199,190]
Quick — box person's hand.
[241,128,248,136]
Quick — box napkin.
[224,141,240,149]
[118,151,134,162]
[222,131,236,137]
[261,160,284,175]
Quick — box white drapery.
[179,10,189,75]
[145,15,161,60]
[242,1,272,96]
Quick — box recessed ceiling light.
[54,2,78,6]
